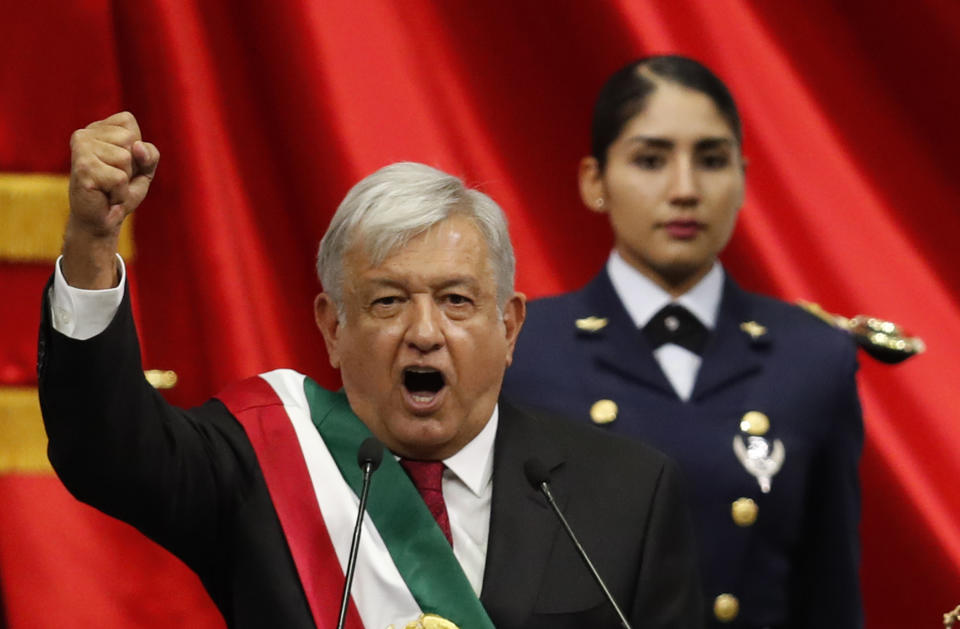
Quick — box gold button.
[714,593,740,622]
[590,399,618,424]
[740,411,770,436]
[731,497,758,526]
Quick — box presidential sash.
[217,369,494,629]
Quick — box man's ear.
[578,156,607,214]
[502,293,527,367]
[314,293,342,369]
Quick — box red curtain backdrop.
[2,1,958,627]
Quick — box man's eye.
[699,154,730,169]
[445,294,472,306]
[372,296,401,307]
[633,154,666,169]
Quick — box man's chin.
[380,411,461,460]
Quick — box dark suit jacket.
[502,271,863,629]
[38,280,703,628]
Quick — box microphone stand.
[337,438,383,629]
[525,458,633,629]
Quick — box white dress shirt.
[49,254,495,594]
[606,250,724,400]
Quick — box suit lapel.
[576,272,676,397]
[693,277,767,400]
[480,402,567,622]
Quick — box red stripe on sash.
[217,375,364,629]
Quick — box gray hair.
[317,162,515,316]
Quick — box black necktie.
[642,304,709,354]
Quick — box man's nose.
[668,158,700,207]
[405,297,444,352]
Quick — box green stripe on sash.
[304,379,495,629]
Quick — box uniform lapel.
[576,272,676,397]
[692,277,767,401]
[480,402,567,623]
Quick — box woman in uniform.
[503,55,863,628]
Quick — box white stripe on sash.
[260,369,422,629]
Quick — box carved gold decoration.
[0,387,51,474]
[0,173,135,262]
[0,373,176,474]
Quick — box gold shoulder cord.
[944,604,960,627]
[796,301,925,364]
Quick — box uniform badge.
[739,320,767,340]
[575,316,608,332]
[733,435,785,493]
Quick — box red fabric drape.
[2,1,958,627]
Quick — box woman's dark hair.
[591,55,742,170]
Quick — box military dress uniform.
[502,257,864,629]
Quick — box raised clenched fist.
[68,111,160,237]
[62,112,160,288]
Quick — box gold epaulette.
[944,604,960,627]
[796,301,925,364]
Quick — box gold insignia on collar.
[575,316,608,332]
[740,320,767,339]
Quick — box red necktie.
[399,459,453,546]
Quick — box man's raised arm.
[62,111,159,289]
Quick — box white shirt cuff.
[49,254,126,340]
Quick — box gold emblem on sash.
[388,613,461,629]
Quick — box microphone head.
[357,437,384,471]
[523,457,551,489]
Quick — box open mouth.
[403,367,446,402]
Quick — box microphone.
[523,458,633,629]
[337,437,384,629]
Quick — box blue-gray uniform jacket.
[502,269,863,629]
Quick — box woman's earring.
[596,198,604,208]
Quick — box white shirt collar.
[606,250,724,330]
[442,405,497,498]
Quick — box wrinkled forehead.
[343,214,494,279]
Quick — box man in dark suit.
[39,112,703,628]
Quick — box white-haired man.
[40,112,704,628]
